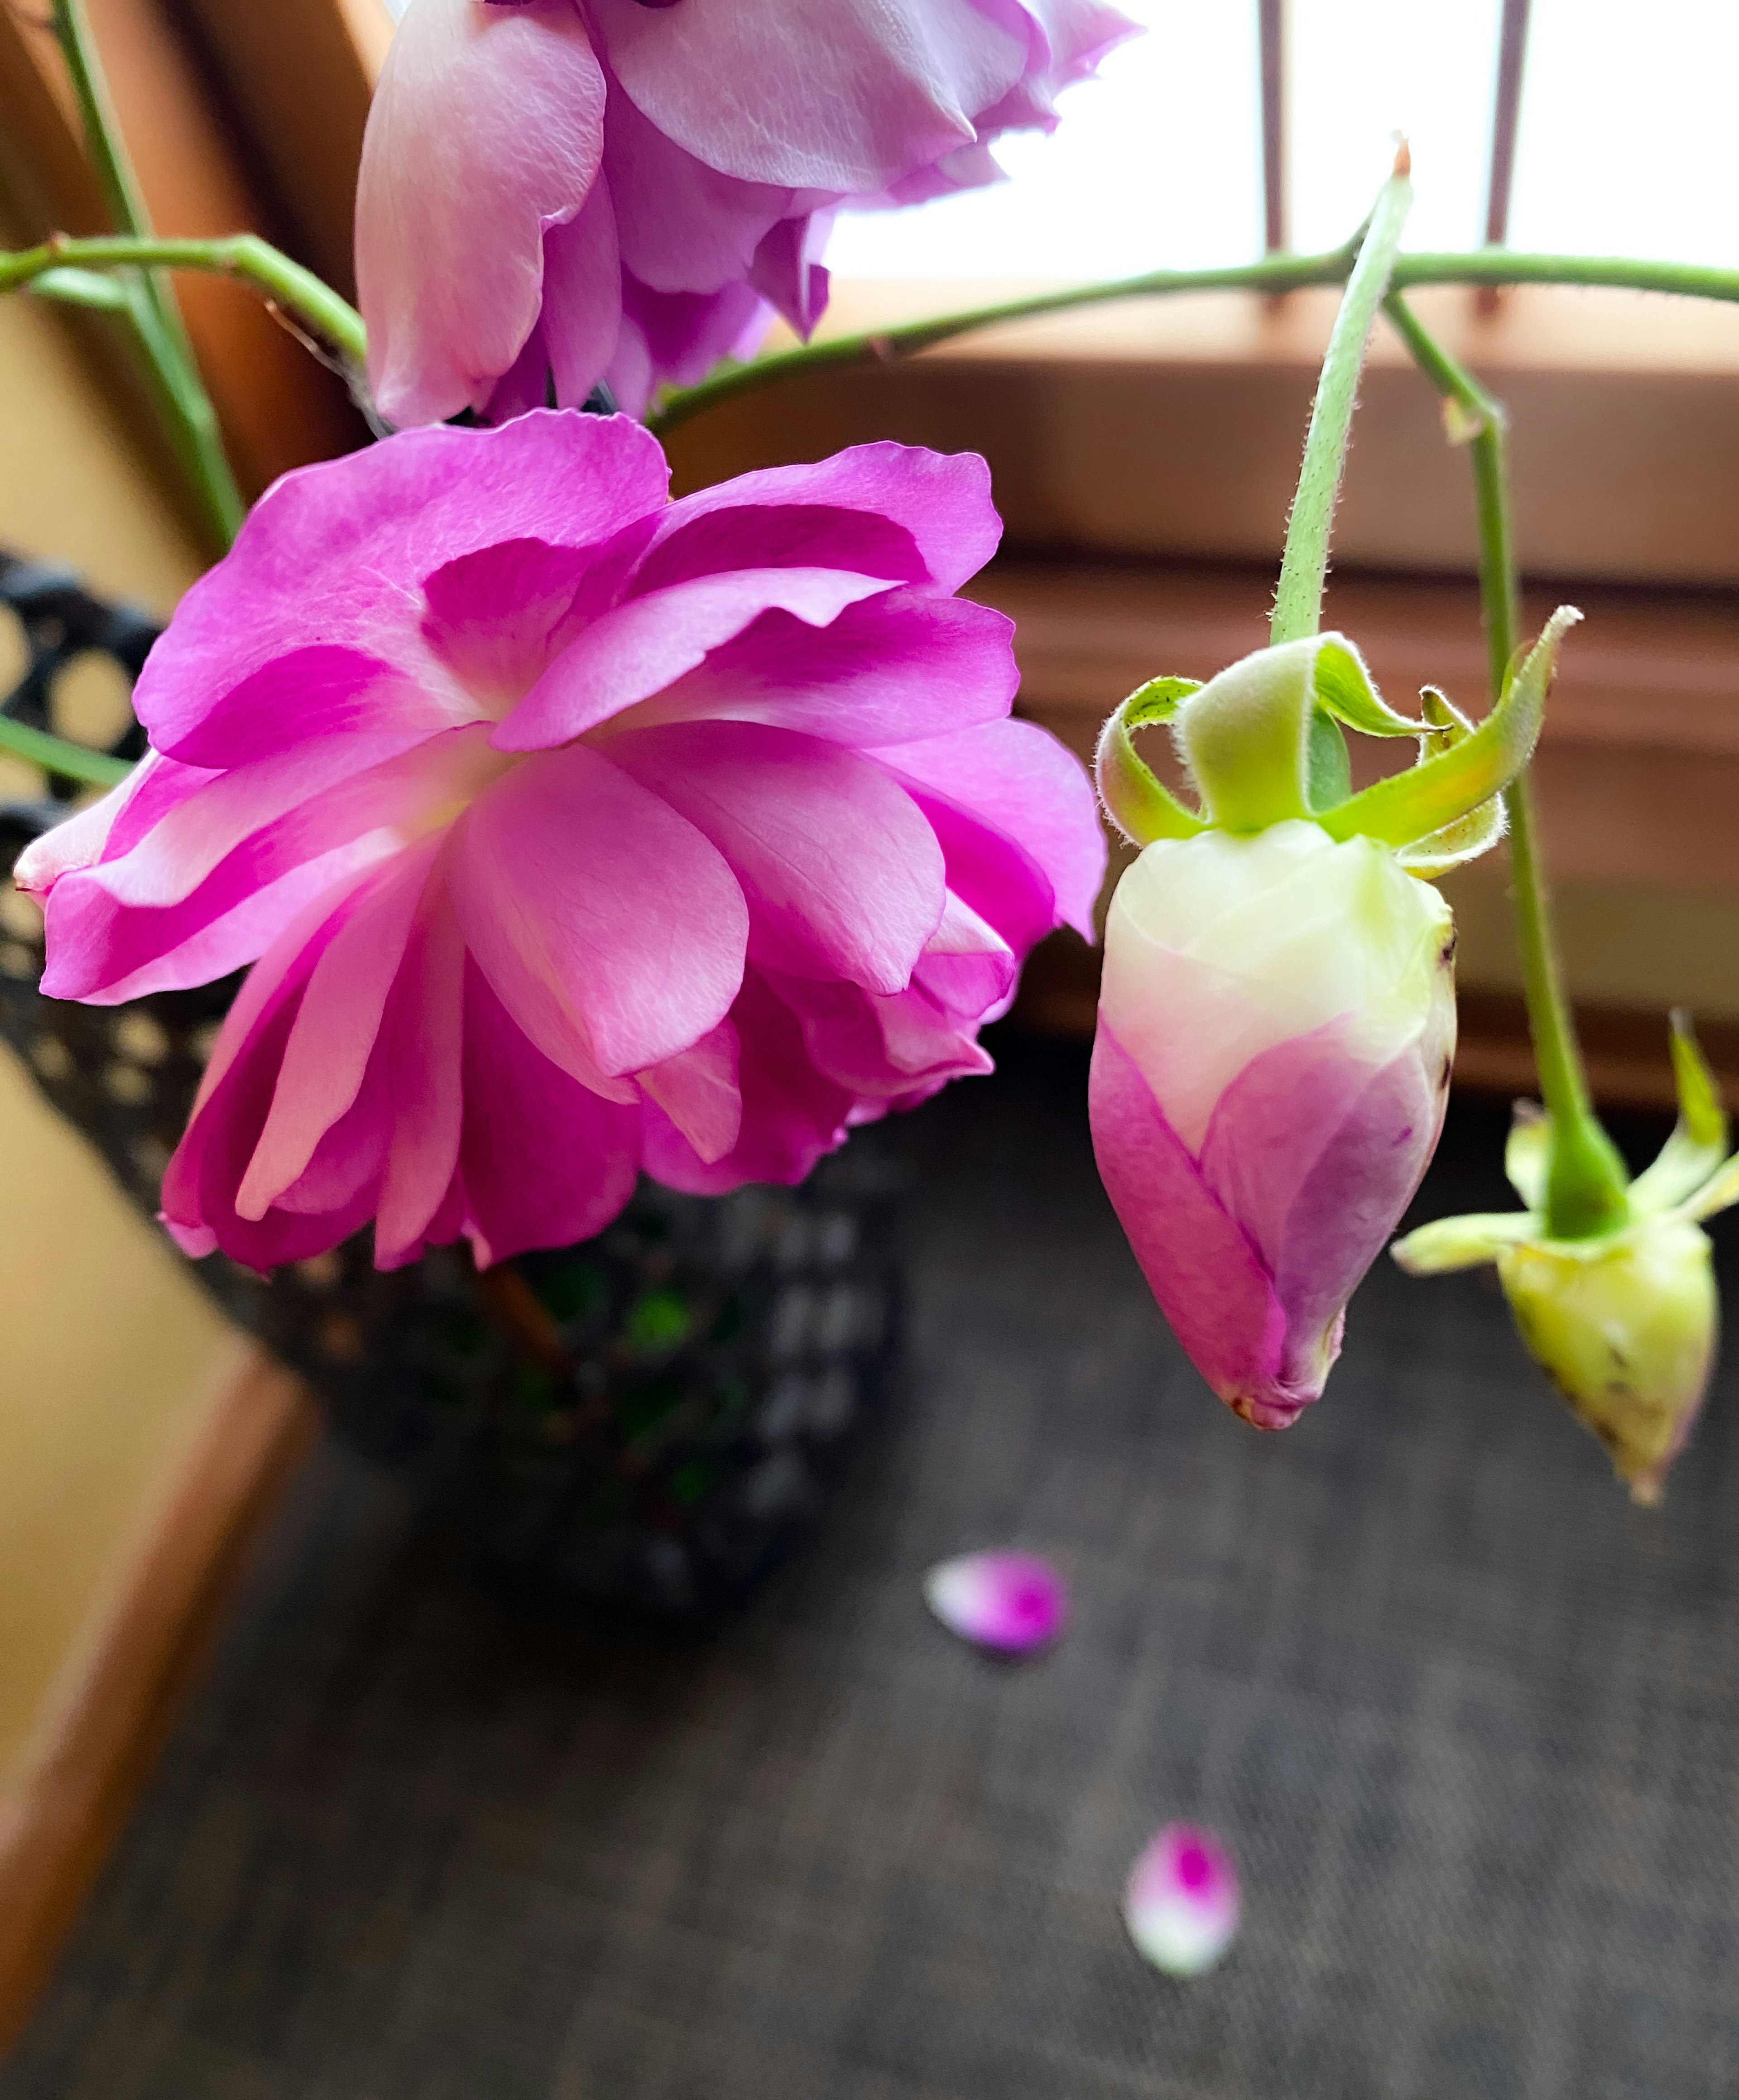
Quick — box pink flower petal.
[538,173,627,409]
[645,444,1002,597]
[1089,1021,1297,1427]
[132,413,669,754]
[1123,1825,1240,1978]
[639,969,854,1195]
[587,0,1023,193]
[603,720,946,996]
[493,568,896,751]
[456,958,640,1269]
[603,77,795,296]
[874,717,1107,944]
[356,0,607,425]
[923,1550,1068,1652]
[447,742,748,1082]
[620,591,1018,751]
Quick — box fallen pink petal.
[922,1550,1069,1652]
[1122,1823,1241,1979]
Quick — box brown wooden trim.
[975,558,1739,896]
[1483,0,1532,250]
[163,0,391,303]
[1258,0,1287,257]
[0,1346,317,2055]
[669,283,1739,587]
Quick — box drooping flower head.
[1395,1013,1739,1502]
[17,412,1104,1272]
[1090,616,1577,1426]
[356,0,1139,424]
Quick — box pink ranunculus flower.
[1090,820,1456,1430]
[17,411,1103,1272]
[356,0,1138,425]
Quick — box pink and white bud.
[1090,820,1456,1428]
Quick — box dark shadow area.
[5,1031,1738,2100]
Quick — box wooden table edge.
[0,1341,318,2055]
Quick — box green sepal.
[1633,1010,1732,1214]
[1682,1149,1739,1224]
[1176,638,1317,831]
[1318,605,1581,852]
[1504,1098,1550,1210]
[1305,707,1352,812]
[1311,637,1427,738]
[1391,1210,1538,1275]
[1093,676,1207,847]
[31,266,132,312]
[1397,688,1506,875]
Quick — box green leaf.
[1505,1099,1552,1209]
[31,264,131,312]
[0,714,132,787]
[1632,1009,1731,1214]
[1094,675,1208,847]
[1317,605,1582,851]
[1391,1210,1538,1274]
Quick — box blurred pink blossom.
[356,0,1138,423]
[18,412,1103,1271]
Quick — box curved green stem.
[1269,158,1412,646]
[647,241,1739,439]
[3,233,368,366]
[1383,292,1630,1240]
[648,242,1362,436]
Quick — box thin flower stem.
[50,0,175,336]
[646,240,1364,435]
[1269,154,1412,647]
[1383,292,1629,1239]
[1,233,369,365]
[647,240,1739,438]
[44,0,245,551]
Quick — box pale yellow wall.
[0,292,233,1781]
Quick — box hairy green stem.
[45,0,245,551]
[1269,159,1412,647]
[1383,293,1629,1238]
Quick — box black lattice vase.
[0,557,903,1622]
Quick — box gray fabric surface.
[5,1035,1738,2100]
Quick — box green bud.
[1497,1218,1716,1505]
